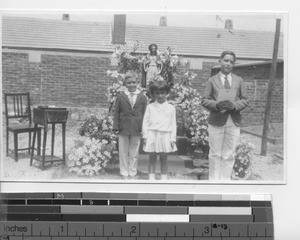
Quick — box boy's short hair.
[124,70,138,81]
[220,51,236,62]
[149,80,170,96]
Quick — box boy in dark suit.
[113,70,148,179]
[202,51,248,181]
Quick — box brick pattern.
[2,52,284,126]
[41,54,111,108]
[2,52,41,104]
[234,63,284,126]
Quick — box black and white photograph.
[0,11,287,183]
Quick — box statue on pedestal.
[142,44,163,87]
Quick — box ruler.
[0,193,274,239]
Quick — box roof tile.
[2,16,284,60]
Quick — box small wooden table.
[30,107,68,169]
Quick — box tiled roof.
[2,16,284,60]
[2,16,113,52]
[125,24,284,60]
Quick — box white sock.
[161,174,168,180]
[148,173,155,180]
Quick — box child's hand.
[171,141,176,149]
[143,138,147,147]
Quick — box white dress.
[142,101,177,153]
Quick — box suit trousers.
[118,135,141,177]
[208,116,240,181]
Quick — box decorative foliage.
[232,139,255,180]
[186,108,209,147]
[112,41,145,74]
[155,46,188,87]
[78,115,117,145]
[168,72,209,148]
[107,41,209,155]
[106,70,127,112]
[68,138,114,176]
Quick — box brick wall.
[2,51,284,126]
[41,54,112,108]
[232,62,284,126]
[2,52,41,104]
[2,52,114,109]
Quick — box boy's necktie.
[129,93,135,107]
[224,75,231,89]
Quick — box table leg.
[42,127,47,170]
[37,129,41,156]
[51,123,55,156]
[62,122,66,165]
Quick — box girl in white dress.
[142,80,177,180]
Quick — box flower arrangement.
[68,138,115,176]
[78,114,119,162]
[168,71,209,149]
[232,138,255,180]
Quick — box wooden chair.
[4,92,41,161]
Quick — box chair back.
[4,92,32,126]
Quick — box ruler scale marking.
[0,193,273,239]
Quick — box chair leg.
[62,123,66,165]
[14,132,18,161]
[6,130,9,156]
[51,123,55,156]
[30,124,37,166]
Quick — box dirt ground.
[1,121,284,182]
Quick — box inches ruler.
[0,193,274,240]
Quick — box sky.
[4,12,285,32]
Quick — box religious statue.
[141,44,163,87]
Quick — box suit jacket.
[113,91,148,136]
[202,73,248,127]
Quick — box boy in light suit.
[113,70,148,179]
[202,51,248,181]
